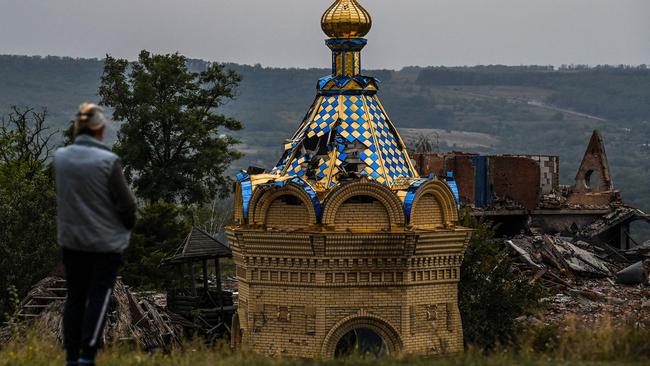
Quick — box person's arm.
[108,159,137,230]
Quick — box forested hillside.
[1,55,649,233]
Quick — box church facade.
[227,0,471,358]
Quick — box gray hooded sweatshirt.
[54,134,136,253]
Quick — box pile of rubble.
[0,277,193,349]
[577,207,650,241]
[507,235,650,326]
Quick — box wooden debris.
[0,277,187,350]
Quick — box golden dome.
[321,0,372,38]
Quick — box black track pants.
[62,248,122,362]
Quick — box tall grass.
[518,317,650,363]
[1,318,648,366]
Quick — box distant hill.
[1,55,649,230]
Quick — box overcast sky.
[0,0,648,69]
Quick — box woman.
[54,103,136,366]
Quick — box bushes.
[0,162,58,323]
[458,214,543,349]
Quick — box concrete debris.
[616,261,648,285]
[506,240,541,268]
[539,278,650,326]
[508,235,612,278]
[553,238,611,276]
[507,234,650,326]
[514,315,544,327]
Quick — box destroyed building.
[411,130,650,249]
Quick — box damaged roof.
[579,207,650,238]
[164,227,231,264]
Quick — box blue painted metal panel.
[403,178,429,222]
[470,156,491,208]
[237,172,253,220]
[445,171,461,207]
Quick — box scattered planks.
[0,277,187,350]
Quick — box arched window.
[584,169,602,191]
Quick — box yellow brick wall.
[234,274,464,357]
[334,200,390,231]
[228,229,471,358]
[266,197,310,229]
[411,194,444,229]
[227,178,471,358]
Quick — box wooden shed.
[162,227,234,338]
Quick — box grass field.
[2,319,649,366]
[0,342,644,366]
[0,341,645,366]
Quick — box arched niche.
[321,314,403,358]
[410,193,445,229]
[322,179,405,230]
[335,195,390,231]
[407,180,458,228]
[250,183,318,229]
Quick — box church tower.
[227,0,471,357]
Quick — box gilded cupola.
[321,0,372,38]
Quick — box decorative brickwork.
[227,184,471,357]
[252,184,319,228]
[411,194,443,229]
[322,179,406,229]
[408,180,459,229]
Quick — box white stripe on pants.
[89,288,112,347]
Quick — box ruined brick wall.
[412,153,446,177]
[572,130,613,194]
[567,131,620,206]
[519,155,560,195]
[411,152,561,209]
[489,156,540,210]
[566,192,618,207]
[411,153,476,206]
[449,155,476,206]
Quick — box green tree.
[0,107,58,322]
[98,50,243,205]
[120,201,191,289]
[459,213,543,349]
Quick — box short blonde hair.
[74,103,107,136]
